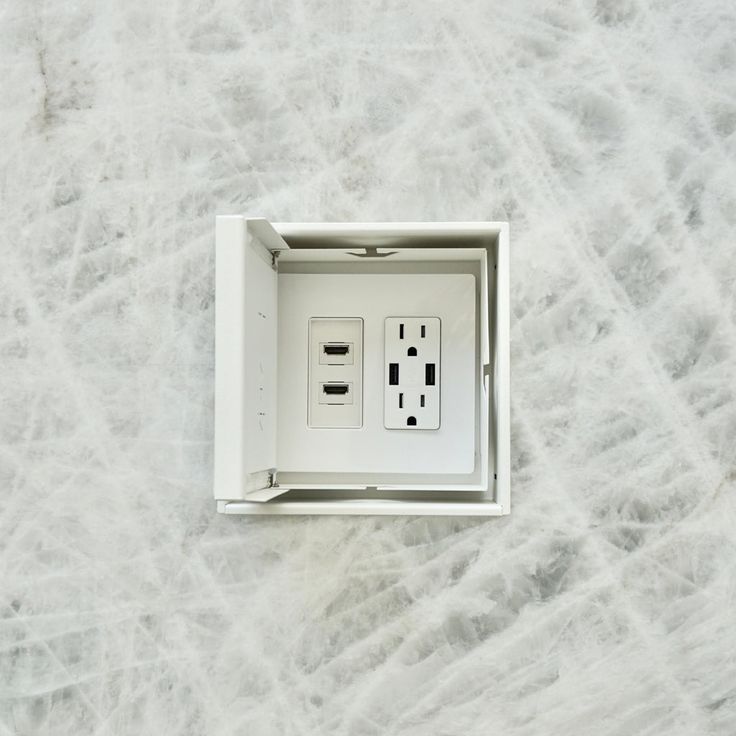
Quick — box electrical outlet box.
[214,219,510,515]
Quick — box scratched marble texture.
[2,0,736,734]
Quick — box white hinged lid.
[214,217,289,499]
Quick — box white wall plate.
[214,219,510,515]
[278,274,474,475]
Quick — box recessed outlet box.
[214,219,510,515]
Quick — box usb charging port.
[323,343,350,356]
[389,363,399,385]
[323,383,350,395]
[425,363,436,386]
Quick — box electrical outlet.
[384,317,440,429]
[308,318,363,428]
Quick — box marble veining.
[1,0,736,733]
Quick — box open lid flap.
[214,217,289,500]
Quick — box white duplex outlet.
[384,317,441,430]
[308,318,363,429]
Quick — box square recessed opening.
[214,218,510,516]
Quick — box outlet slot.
[319,341,354,365]
[399,323,404,339]
[408,346,417,356]
[399,392,403,408]
[323,343,350,356]
[407,416,417,426]
[323,383,349,395]
[318,381,353,405]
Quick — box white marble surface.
[2,0,736,733]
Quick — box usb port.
[389,363,399,385]
[323,343,350,356]
[323,383,349,395]
[425,363,435,386]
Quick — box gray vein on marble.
[1,0,736,734]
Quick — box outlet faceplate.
[279,274,475,474]
[384,317,440,429]
[308,318,363,428]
